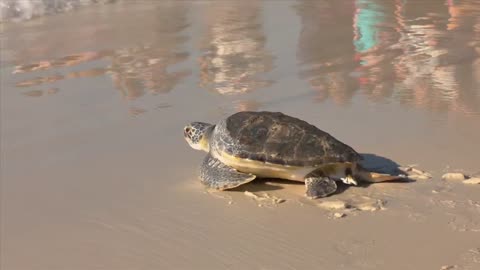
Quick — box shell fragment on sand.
[355,199,386,212]
[244,191,286,206]
[440,265,457,270]
[463,177,480,185]
[318,198,385,212]
[442,173,467,181]
[317,200,350,210]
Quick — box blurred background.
[1,1,480,269]
[2,0,479,115]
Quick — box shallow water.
[1,1,480,269]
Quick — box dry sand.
[1,1,480,269]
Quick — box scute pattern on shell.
[211,111,361,166]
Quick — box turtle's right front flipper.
[200,154,256,190]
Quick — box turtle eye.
[185,127,191,134]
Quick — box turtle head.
[184,122,214,152]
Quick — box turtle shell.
[211,111,362,167]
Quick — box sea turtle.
[184,111,404,199]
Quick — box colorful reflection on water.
[197,1,274,95]
[297,0,480,114]
[3,0,480,116]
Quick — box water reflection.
[233,100,262,112]
[6,0,480,116]
[13,51,111,74]
[0,0,118,22]
[197,1,274,95]
[390,0,480,115]
[353,0,385,53]
[66,68,109,80]
[22,88,59,97]
[296,0,480,115]
[10,2,191,113]
[108,44,190,100]
[295,0,358,105]
[16,74,64,87]
[352,0,399,103]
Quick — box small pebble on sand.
[442,173,467,181]
[333,212,346,219]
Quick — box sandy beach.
[1,0,480,269]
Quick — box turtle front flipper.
[200,154,256,190]
[304,169,337,199]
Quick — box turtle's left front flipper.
[200,154,256,190]
[304,168,338,199]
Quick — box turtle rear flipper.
[200,154,256,190]
[355,164,407,183]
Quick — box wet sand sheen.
[1,1,480,269]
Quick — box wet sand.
[1,1,480,269]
